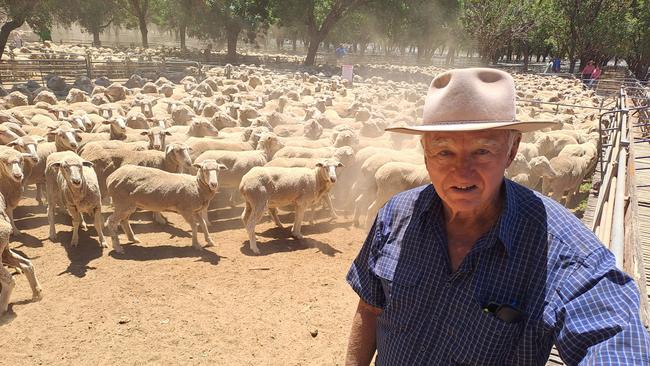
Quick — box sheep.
[535,132,578,159]
[351,152,423,226]
[164,118,219,143]
[82,142,194,205]
[273,145,353,161]
[45,151,106,248]
[24,125,82,205]
[0,124,21,144]
[186,137,256,160]
[505,153,530,178]
[0,146,30,234]
[365,162,429,228]
[0,192,42,315]
[543,154,595,206]
[105,160,227,253]
[239,159,343,254]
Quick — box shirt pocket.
[450,303,524,365]
[373,254,424,333]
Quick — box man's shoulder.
[507,180,604,259]
[381,184,433,215]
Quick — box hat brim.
[385,120,558,135]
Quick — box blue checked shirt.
[347,180,650,365]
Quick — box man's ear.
[507,133,522,164]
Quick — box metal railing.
[591,85,650,328]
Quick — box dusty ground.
[1,189,367,365]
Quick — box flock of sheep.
[0,59,603,316]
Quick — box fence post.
[85,52,93,79]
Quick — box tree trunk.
[522,45,530,73]
[226,24,240,63]
[0,19,25,60]
[138,16,148,48]
[360,42,366,55]
[446,45,456,66]
[276,37,283,50]
[92,29,101,47]
[304,31,323,66]
[292,38,297,51]
[179,23,187,52]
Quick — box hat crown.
[423,68,516,125]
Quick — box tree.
[0,0,51,59]
[155,0,203,52]
[461,0,536,64]
[52,0,123,46]
[121,0,153,48]
[624,0,650,80]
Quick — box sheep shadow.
[108,243,221,265]
[11,232,44,248]
[128,220,192,239]
[0,306,18,326]
[241,228,342,257]
[53,231,103,278]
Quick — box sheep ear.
[164,131,172,136]
[187,147,193,152]
[218,164,227,171]
[336,162,344,167]
[47,130,57,137]
[33,136,45,143]
[102,119,111,125]
[82,161,94,168]
[74,129,83,133]
[6,139,19,147]
[315,162,324,167]
[139,130,149,136]
[51,162,62,169]
[20,153,32,160]
[192,163,202,169]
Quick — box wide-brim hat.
[386,68,558,135]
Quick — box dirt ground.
[1,189,368,365]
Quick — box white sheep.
[45,151,106,248]
[1,192,42,315]
[239,160,343,254]
[365,162,429,228]
[543,154,595,206]
[105,160,227,253]
[0,146,31,234]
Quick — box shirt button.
[420,346,426,352]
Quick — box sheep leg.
[200,208,210,232]
[47,201,57,242]
[291,205,305,239]
[268,208,284,228]
[196,212,214,248]
[182,212,202,250]
[324,193,338,220]
[0,263,15,315]
[36,183,45,206]
[366,199,380,230]
[242,200,265,255]
[93,208,107,249]
[70,208,82,247]
[152,212,168,225]
[80,213,88,231]
[352,192,366,227]
[7,209,20,236]
[5,249,42,300]
[120,219,139,243]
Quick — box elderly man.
[345,68,650,365]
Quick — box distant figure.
[581,60,596,84]
[589,64,602,87]
[552,57,561,73]
[335,44,347,59]
[12,33,23,49]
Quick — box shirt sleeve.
[346,216,386,309]
[554,246,650,365]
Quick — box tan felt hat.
[386,68,558,134]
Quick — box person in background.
[552,56,561,73]
[581,60,595,84]
[589,63,602,88]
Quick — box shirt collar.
[419,179,519,256]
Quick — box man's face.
[422,129,519,217]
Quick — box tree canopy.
[2,0,650,79]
